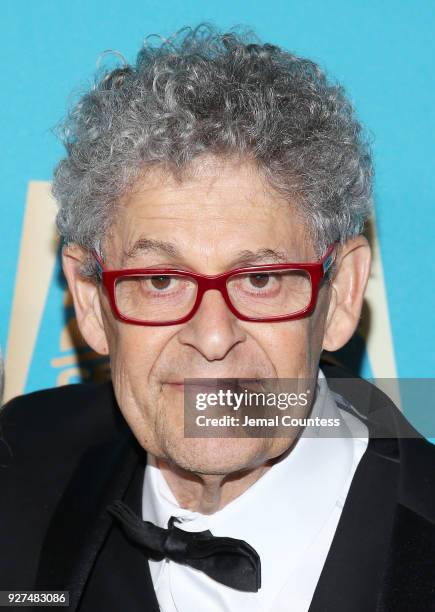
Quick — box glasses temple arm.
[322,242,338,276]
[91,248,105,280]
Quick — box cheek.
[252,319,318,378]
[108,325,168,407]
[107,326,174,453]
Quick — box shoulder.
[321,359,435,522]
[0,382,128,589]
[0,381,124,464]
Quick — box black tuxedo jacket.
[0,363,434,611]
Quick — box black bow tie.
[106,500,261,592]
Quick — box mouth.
[162,378,264,393]
[162,380,219,390]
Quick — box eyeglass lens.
[114,269,312,322]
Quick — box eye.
[249,274,271,289]
[150,275,172,290]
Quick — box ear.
[322,235,371,352]
[62,244,109,355]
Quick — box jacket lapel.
[310,364,435,611]
[77,442,160,612]
[34,423,143,611]
[309,436,400,612]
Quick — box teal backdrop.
[1,1,434,436]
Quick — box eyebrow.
[229,248,288,266]
[124,238,289,267]
[125,238,181,260]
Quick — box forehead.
[107,157,313,268]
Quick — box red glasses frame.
[92,243,336,326]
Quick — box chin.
[161,436,270,477]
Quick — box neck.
[155,451,290,514]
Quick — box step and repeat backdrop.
[1,2,434,433]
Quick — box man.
[1,25,434,612]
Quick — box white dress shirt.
[142,369,368,612]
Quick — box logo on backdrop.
[4,182,110,402]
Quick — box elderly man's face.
[65,157,369,476]
[96,157,330,473]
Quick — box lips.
[163,381,219,389]
[163,380,238,385]
[163,379,264,392]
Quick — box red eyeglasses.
[92,243,336,326]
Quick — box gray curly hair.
[53,24,373,271]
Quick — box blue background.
[1,1,434,398]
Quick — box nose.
[177,289,246,361]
